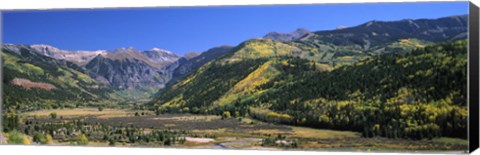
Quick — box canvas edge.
[469,1,480,153]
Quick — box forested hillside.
[167,46,233,86]
[150,40,467,139]
[2,46,112,131]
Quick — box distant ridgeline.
[2,14,468,139]
[150,15,468,139]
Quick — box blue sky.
[2,2,469,55]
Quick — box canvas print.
[0,2,472,153]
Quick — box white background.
[0,0,479,155]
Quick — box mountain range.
[3,44,181,90]
[2,14,468,108]
[148,14,468,139]
[301,15,467,50]
[2,44,111,111]
[263,28,311,42]
[150,14,468,108]
[84,47,179,90]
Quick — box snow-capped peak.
[150,47,173,54]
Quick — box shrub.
[50,112,57,119]
[108,139,116,146]
[33,133,53,144]
[33,133,46,144]
[7,130,30,144]
[45,134,53,144]
[222,111,231,119]
[76,134,89,145]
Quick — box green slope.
[2,47,112,131]
[150,40,467,140]
[249,40,467,139]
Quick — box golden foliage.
[215,61,280,105]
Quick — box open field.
[21,108,149,118]
[291,127,360,139]
[20,109,468,151]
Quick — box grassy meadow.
[2,108,465,152]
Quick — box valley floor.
[15,108,468,152]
